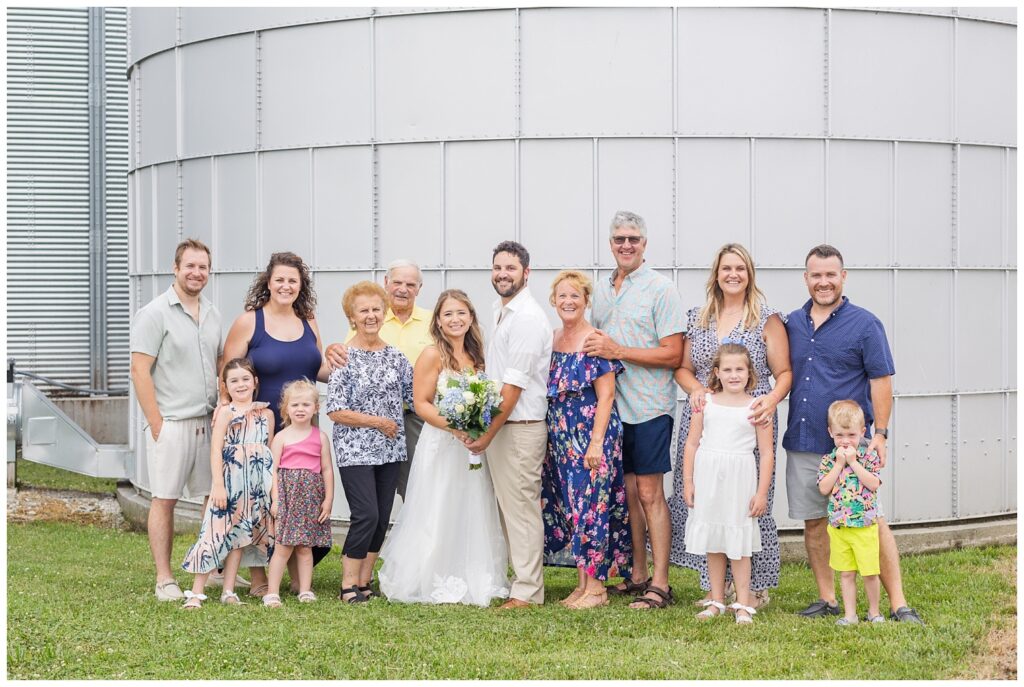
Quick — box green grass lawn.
[6,520,1014,679]
[14,456,119,495]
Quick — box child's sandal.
[262,593,283,608]
[182,591,207,610]
[729,602,756,624]
[695,599,726,620]
[220,591,244,605]
[297,591,318,603]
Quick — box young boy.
[816,399,884,626]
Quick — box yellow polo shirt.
[347,305,433,365]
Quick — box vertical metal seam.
[952,17,959,142]
[133,64,141,169]
[255,152,262,269]
[88,7,109,388]
[514,139,521,243]
[308,148,316,275]
[748,138,756,253]
[254,31,262,151]
[672,136,679,267]
[514,8,521,138]
[150,166,158,270]
[891,141,899,265]
[592,138,599,268]
[951,141,960,518]
[371,144,379,272]
[175,160,183,240]
[440,142,447,281]
[210,156,219,306]
[824,8,831,137]
[370,16,376,143]
[671,6,678,135]
[822,139,829,244]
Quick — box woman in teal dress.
[541,271,631,609]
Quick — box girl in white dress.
[682,341,775,624]
[378,290,510,607]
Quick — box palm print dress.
[541,352,632,582]
[666,306,781,591]
[182,403,274,573]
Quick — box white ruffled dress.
[683,394,762,561]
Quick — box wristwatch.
[875,428,889,439]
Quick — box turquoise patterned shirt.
[817,447,883,528]
[592,264,685,425]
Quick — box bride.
[378,289,510,606]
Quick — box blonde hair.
[707,343,757,393]
[342,281,388,326]
[698,243,765,331]
[827,400,866,431]
[549,270,593,307]
[279,379,319,426]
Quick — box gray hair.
[609,210,647,238]
[386,258,423,284]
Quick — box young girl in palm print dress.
[181,358,276,609]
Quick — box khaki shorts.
[145,416,213,500]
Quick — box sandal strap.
[183,591,207,601]
[729,602,756,615]
[699,599,726,611]
[641,585,672,602]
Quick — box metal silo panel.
[313,146,374,270]
[213,273,252,330]
[843,270,893,337]
[959,145,1006,267]
[755,269,811,316]
[128,7,176,65]
[260,149,312,259]
[215,153,258,271]
[827,141,892,267]
[445,141,516,269]
[1007,393,1017,511]
[106,7,131,390]
[956,7,1017,24]
[528,269,570,329]
[520,7,672,137]
[154,162,179,270]
[446,270,502,329]
[180,7,371,45]
[830,10,953,141]
[677,8,825,136]
[753,139,825,266]
[1009,272,1017,383]
[676,139,750,268]
[261,21,372,149]
[895,143,953,266]
[956,20,1015,145]
[136,50,176,167]
[1009,150,1017,267]
[955,271,1004,391]
[958,394,1006,517]
[136,167,155,273]
[311,271,374,348]
[892,396,953,521]
[520,139,593,269]
[181,34,255,157]
[377,143,443,267]
[181,157,213,249]
[676,269,707,313]
[376,11,516,142]
[597,139,675,269]
[895,271,952,393]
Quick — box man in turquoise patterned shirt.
[585,210,684,610]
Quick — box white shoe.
[155,580,185,601]
[208,571,251,589]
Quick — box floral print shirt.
[817,447,882,528]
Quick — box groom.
[465,240,552,608]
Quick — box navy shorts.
[622,414,674,475]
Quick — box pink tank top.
[279,427,322,472]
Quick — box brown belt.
[505,419,544,425]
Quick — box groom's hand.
[464,433,492,454]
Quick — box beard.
[492,275,525,299]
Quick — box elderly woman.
[540,270,631,609]
[666,243,792,608]
[327,281,413,603]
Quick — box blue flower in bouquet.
[435,370,504,469]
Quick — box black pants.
[339,461,401,559]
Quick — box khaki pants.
[487,421,547,604]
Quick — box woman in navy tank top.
[222,252,333,596]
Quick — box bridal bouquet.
[436,371,503,470]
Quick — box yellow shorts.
[827,524,880,576]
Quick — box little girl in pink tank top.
[264,380,334,607]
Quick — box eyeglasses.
[611,236,644,245]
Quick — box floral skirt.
[276,468,333,548]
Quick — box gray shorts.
[787,447,887,522]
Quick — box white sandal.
[182,591,207,610]
[262,593,283,608]
[297,591,317,603]
[729,602,757,624]
[696,599,727,620]
[220,591,244,605]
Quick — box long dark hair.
[430,290,485,372]
[244,252,317,319]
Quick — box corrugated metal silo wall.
[6,7,129,392]
[127,7,1016,527]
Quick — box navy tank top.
[246,308,322,432]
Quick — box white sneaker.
[155,580,185,601]
[208,572,251,589]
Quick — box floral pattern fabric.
[182,403,274,573]
[326,346,414,468]
[817,448,882,528]
[541,352,631,581]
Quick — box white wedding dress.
[378,377,510,607]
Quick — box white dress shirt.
[487,288,553,422]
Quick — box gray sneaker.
[155,580,185,601]
[836,617,859,626]
[866,614,886,623]
[797,599,841,618]
[890,606,925,625]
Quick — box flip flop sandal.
[339,586,369,604]
[630,585,673,610]
[606,576,651,596]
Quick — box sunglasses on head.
[611,236,643,245]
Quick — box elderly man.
[584,210,684,610]
[784,244,923,624]
[327,259,432,500]
[130,238,223,601]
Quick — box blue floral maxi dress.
[541,352,632,581]
[182,403,274,573]
[666,307,782,591]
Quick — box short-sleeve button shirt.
[130,286,223,421]
[816,448,883,528]
[591,263,685,425]
[486,288,553,422]
[782,297,895,455]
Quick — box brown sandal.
[629,585,673,610]
[606,576,651,596]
